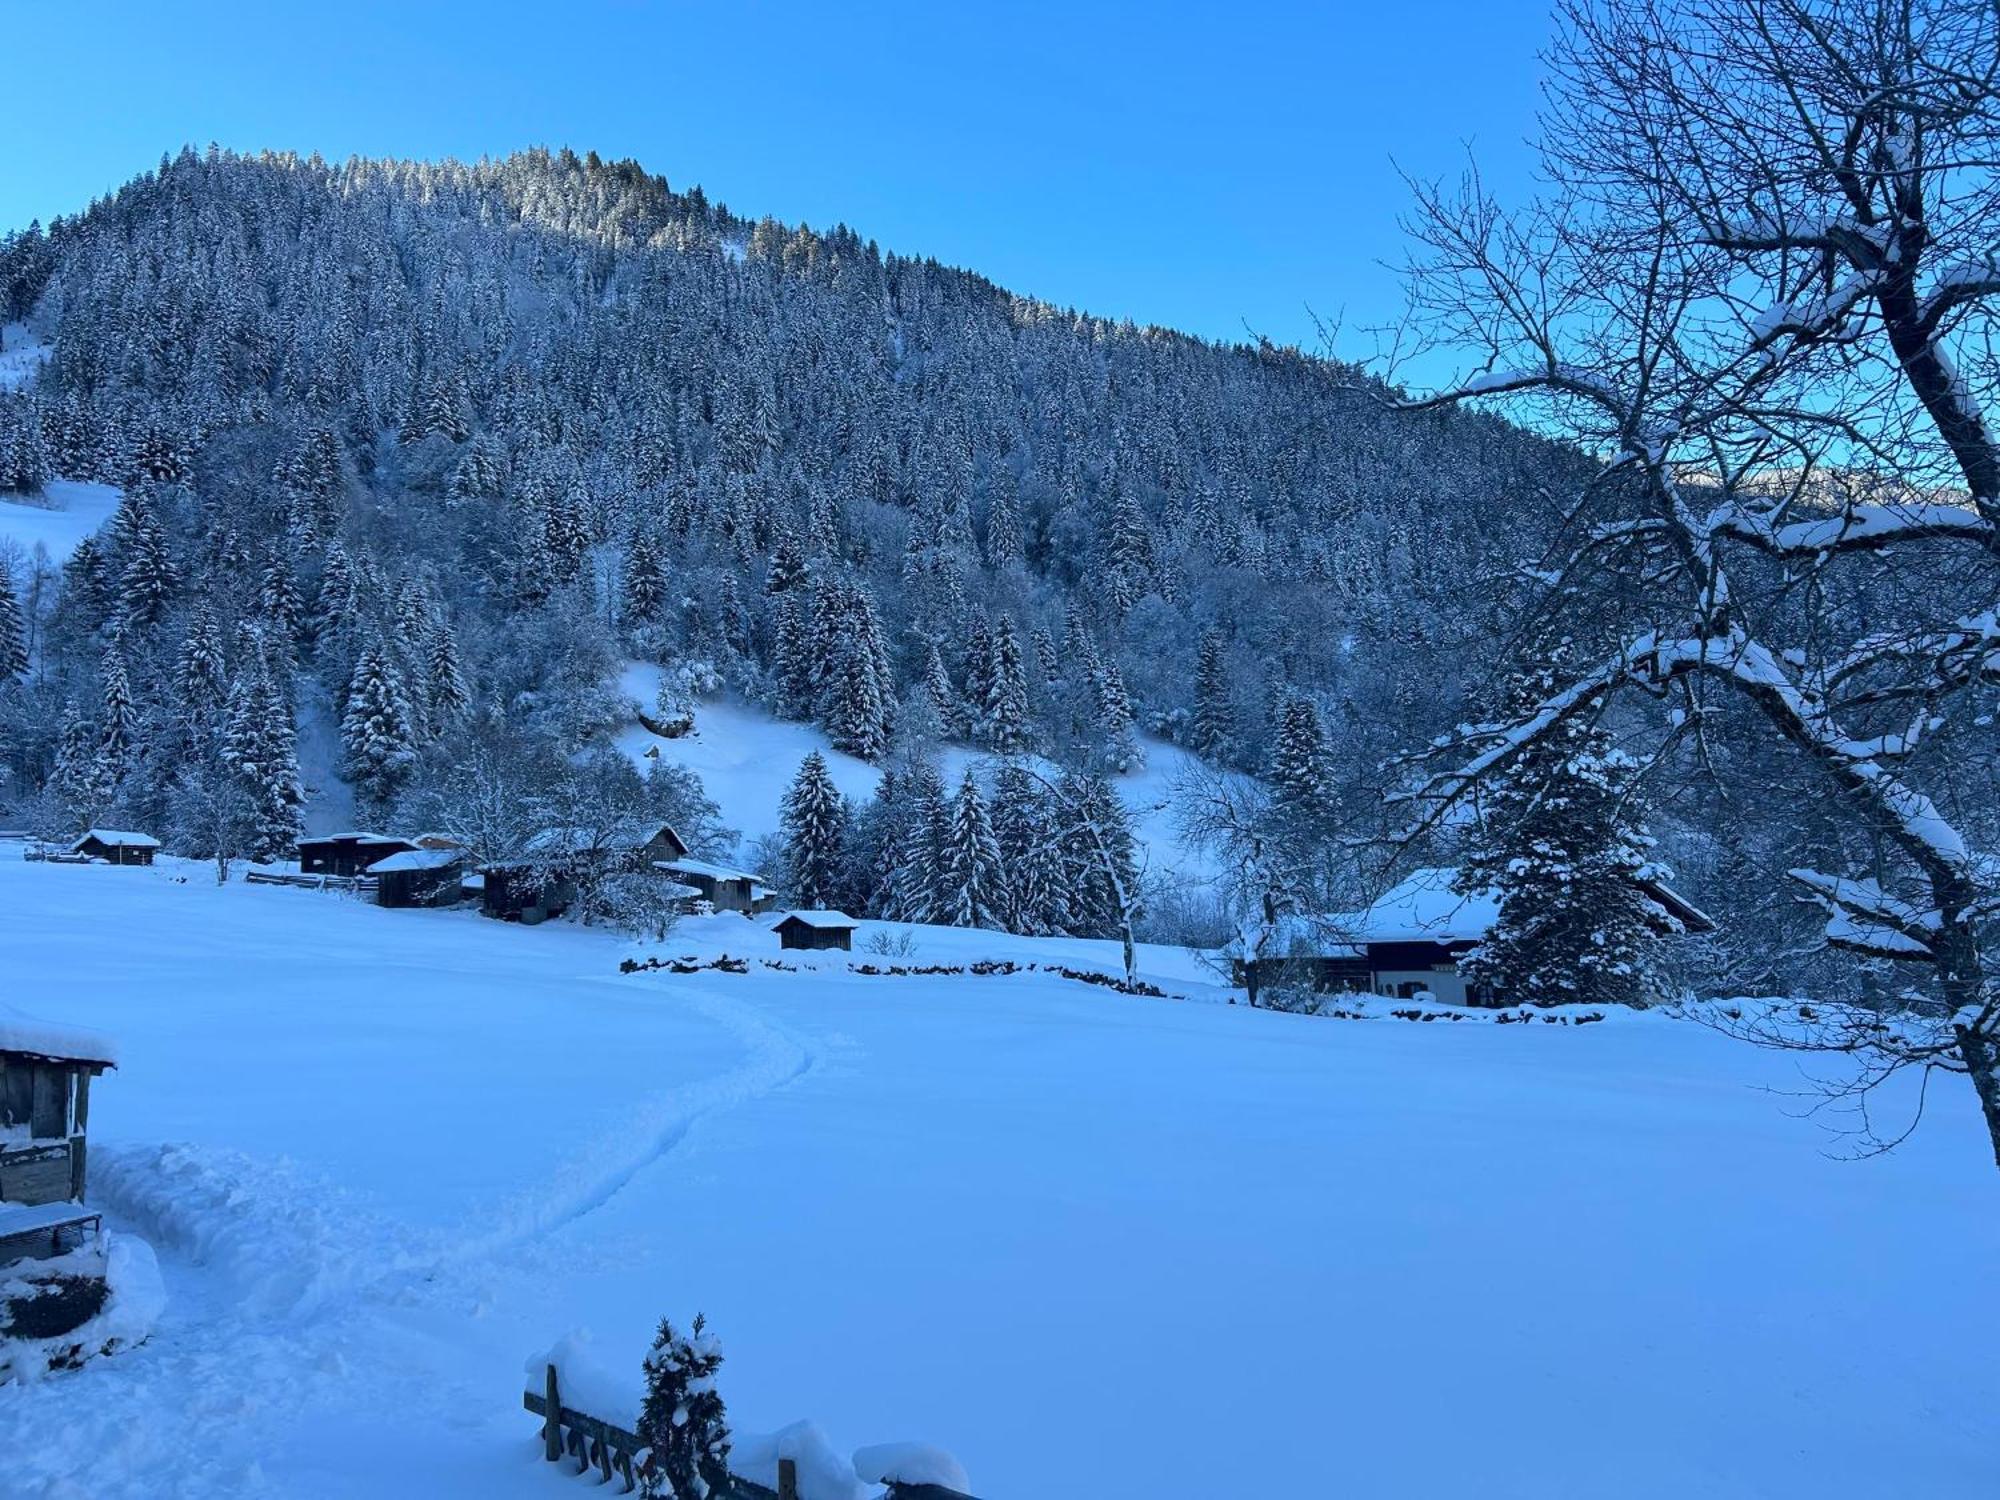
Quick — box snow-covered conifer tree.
[940,768,1004,929]
[779,750,850,910]
[342,637,417,810]
[1191,629,1233,759]
[1456,653,1677,1007]
[636,1315,731,1500]
[984,614,1031,754]
[0,562,26,682]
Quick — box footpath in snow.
[1,855,1997,1497]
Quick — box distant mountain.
[0,146,1577,932]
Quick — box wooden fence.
[20,846,90,864]
[525,1362,979,1500]
[243,870,379,896]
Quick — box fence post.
[778,1457,799,1500]
[543,1363,562,1461]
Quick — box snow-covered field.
[0,480,120,565]
[3,855,1997,1497]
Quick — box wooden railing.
[243,870,379,895]
[525,1362,979,1500]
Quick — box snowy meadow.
[2,854,1995,1498]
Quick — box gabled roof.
[523,821,685,857]
[1272,865,1714,956]
[0,1004,118,1067]
[773,909,857,930]
[72,829,160,850]
[367,847,466,874]
[303,831,411,847]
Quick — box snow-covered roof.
[1329,869,1501,946]
[1274,866,1713,954]
[660,855,762,883]
[0,1004,118,1066]
[304,831,409,846]
[366,847,465,874]
[72,829,160,850]
[773,909,857,929]
[524,821,683,857]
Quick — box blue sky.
[0,0,1551,360]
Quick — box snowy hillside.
[612,661,1212,877]
[0,479,119,563]
[4,855,1996,1497]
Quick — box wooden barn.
[773,910,857,951]
[0,1013,115,1269]
[482,822,689,923]
[1236,868,1713,1006]
[657,855,769,915]
[69,829,159,866]
[368,846,468,908]
[298,832,417,879]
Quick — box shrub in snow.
[637,1313,730,1500]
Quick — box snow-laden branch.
[1709,495,1994,555]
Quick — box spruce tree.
[1057,768,1139,939]
[636,1315,731,1500]
[225,659,306,863]
[779,750,850,909]
[97,640,138,789]
[1269,697,1335,825]
[940,768,1004,929]
[1456,653,1676,1007]
[425,621,470,733]
[888,759,950,923]
[342,638,417,810]
[990,763,1061,934]
[984,615,1031,754]
[1191,629,1233,759]
[0,562,26,682]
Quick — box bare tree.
[1372,0,2000,1164]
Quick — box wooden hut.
[482,822,689,923]
[773,910,858,952]
[368,847,468,908]
[69,830,159,866]
[0,1012,115,1268]
[298,832,418,879]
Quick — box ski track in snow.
[438,976,822,1262]
[6,970,825,1499]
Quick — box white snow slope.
[612,662,1209,878]
[0,480,121,566]
[2,856,1996,1498]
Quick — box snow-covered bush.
[637,1314,730,1500]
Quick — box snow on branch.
[1710,496,1994,556]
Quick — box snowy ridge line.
[89,1141,430,1319]
[439,980,818,1263]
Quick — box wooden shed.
[368,846,467,908]
[658,856,768,915]
[298,832,418,879]
[69,829,159,866]
[773,910,858,952]
[0,1013,115,1268]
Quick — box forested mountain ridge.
[0,145,1574,929]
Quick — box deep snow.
[2,855,1997,1497]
